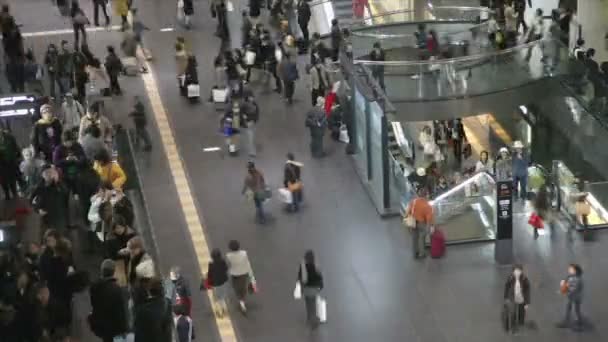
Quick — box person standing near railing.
[369,42,386,90]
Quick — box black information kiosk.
[495,181,513,264]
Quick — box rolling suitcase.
[430,228,446,258]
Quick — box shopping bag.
[278,188,292,204]
[212,88,228,103]
[528,212,544,229]
[245,51,256,66]
[287,181,303,192]
[316,296,327,323]
[338,124,349,143]
[293,281,302,300]
[187,84,201,98]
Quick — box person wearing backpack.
[278,52,298,104]
[105,45,124,95]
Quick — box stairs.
[332,0,354,26]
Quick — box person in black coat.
[297,250,323,328]
[369,42,386,90]
[297,0,311,46]
[104,45,123,95]
[503,264,531,330]
[249,0,262,20]
[134,278,173,342]
[205,248,229,317]
[183,0,194,29]
[30,282,71,342]
[89,260,129,342]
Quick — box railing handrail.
[353,38,557,67]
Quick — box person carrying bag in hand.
[295,250,324,329]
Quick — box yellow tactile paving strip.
[138,50,239,341]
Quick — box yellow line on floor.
[137,50,239,341]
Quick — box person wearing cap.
[32,104,63,162]
[89,259,129,342]
[512,140,529,200]
[406,187,434,259]
[242,161,267,224]
[495,146,512,181]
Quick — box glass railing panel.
[357,39,569,102]
[430,172,497,242]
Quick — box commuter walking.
[226,240,255,313]
[93,0,111,27]
[205,248,230,317]
[32,105,63,161]
[32,168,70,232]
[24,50,44,95]
[297,0,311,48]
[242,95,259,157]
[105,45,124,95]
[44,43,60,98]
[369,42,386,90]
[512,141,528,200]
[242,161,268,224]
[557,264,584,331]
[309,59,328,106]
[514,0,527,34]
[296,250,324,328]
[115,0,130,31]
[0,129,21,200]
[71,1,89,48]
[168,266,192,316]
[133,278,174,342]
[182,0,194,29]
[406,188,433,259]
[57,40,74,96]
[89,259,129,342]
[503,264,531,332]
[284,153,303,212]
[305,98,327,158]
[278,52,298,104]
[329,19,342,61]
[174,305,195,342]
[61,92,85,134]
[129,96,152,151]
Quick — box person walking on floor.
[369,42,386,90]
[241,161,268,224]
[309,59,328,106]
[557,264,585,331]
[129,96,152,151]
[204,248,229,317]
[297,250,323,329]
[329,18,342,61]
[105,45,124,95]
[406,188,433,259]
[114,0,130,31]
[297,0,311,49]
[93,0,111,27]
[89,259,129,342]
[226,240,255,314]
[71,1,89,48]
[284,153,303,212]
[503,264,531,332]
[278,52,298,104]
[182,0,194,29]
[241,95,259,157]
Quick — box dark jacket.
[31,181,70,228]
[297,262,323,289]
[30,296,71,342]
[38,248,73,302]
[207,259,229,287]
[105,52,123,76]
[297,1,311,24]
[183,0,194,15]
[283,161,301,187]
[129,102,147,128]
[369,48,386,73]
[134,296,173,342]
[503,275,531,305]
[32,117,63,158]
[330,24,342,50]
[89,277,128,338]
[44,49,59,74]
[52,143,87,179]
[565,274,583,302]
[104,228,137,260]
[57,49,73,77]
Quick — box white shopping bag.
[212,88,228,103]
[278,188,293,204]
[338,124,349,143]
[187,84,201,98]
[293,281,302,300]
[316,296,327,323]
[245,51,256,66]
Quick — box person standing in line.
[557,264,584,331]
[105,45,124,95]
[61,92,85,134]
[129,96,152,151]
[174,304,195,342]
[297,250,323,329]
[297,0,311,49]
[93,149,127,190]
[93,0,111,27]
[284,153,303,212]
[406,188,433,259]
[226,240,255,314]
[89,259,129,342]
[242,161,268,224]
[503,264,531,332]
[369,41,386,90]
[205,248,229,317]
[278,52,298,104]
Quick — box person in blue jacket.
[512,141,529,200]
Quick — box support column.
[495,181,514,264]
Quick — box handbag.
[288,181,303,192]
[293,281,302,300]
[560,281,568,295]
[316,296,327,323]
[187,84,200,98]
[245,51,256,66]
[528,212,544,229]
[278,188,293,204]
[404,199,417,229]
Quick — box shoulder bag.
[404,199,417,229]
